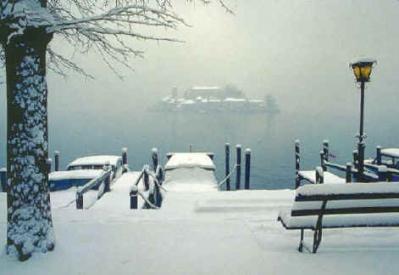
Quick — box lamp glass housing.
[350,59,376,82]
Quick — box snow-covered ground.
[2,172,399,274]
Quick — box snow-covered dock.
[2,172,399,274]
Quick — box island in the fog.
[151,85,280,114]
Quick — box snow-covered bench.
[278,182,399,253]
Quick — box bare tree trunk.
[4,28,54,261]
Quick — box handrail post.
[130,186,138,209]
[376,146,382,165]
[0,168,7,192]
[346,163,352,183]
[295,140,300,189]
[244,148,251,190]
[316,167,324,184]
[235,144,242,190]
[225,143,231,191]
[322,140,329,162]
[76,193,83,209]
[320,151,327,172]
[104,164,111,193]
[54,151,60,171]
[152,148,159,171]
[46,158,52,173]
[353,150,359,181]
[143,169,149,190]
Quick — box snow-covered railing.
[129,164,165,209]
[0,168,6,192]
[76,166,112,209]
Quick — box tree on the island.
[0,0,231,261]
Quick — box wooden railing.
[130,164,165,209]
[76,166,112,209]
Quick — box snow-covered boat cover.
[67,155,121,168]
[49,170,103,181]
[165,153,215,170]
[381,148,399,158]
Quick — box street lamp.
[350,58,377,181]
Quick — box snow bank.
[381,148,399,158]
[49,170,103,181]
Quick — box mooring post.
[0,168,6,192]
[316,167,324,184]
[320,151,327,172]
[54,151,60,172]
[46,158,52,173]
[152,148,159,171]
[322,140,329,161]
[143,168,150,191]
[236,144,242,190]
[104,163,111,193]
[244,148,251,190]
[225,143,231,191]
[346,163,352,183]
[130,186,138,209]
[295,140,301,189]
[76,194,83,209]
[353,150,358,168]
[376,146,382,165]
[122,147,128,166]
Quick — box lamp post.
[350,58,376,181]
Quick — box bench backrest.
[292,182,399,217]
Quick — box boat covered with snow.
[164,152,218,192]
[49,155,124,191]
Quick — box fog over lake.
[1,0,399,189]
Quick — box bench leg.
[298,229,304,252]
[312,228,322,253]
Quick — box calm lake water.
[0,105,387,190]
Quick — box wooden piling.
[316,167,324,184]
[130,186,138,209]
[320,151,327,171]
[378,166,388,181]
[76,194,83,209]
[104,164,111,193]
[376,146,382,165]
[323,140,329,161]
[353,150,358,168]
[346,163,352,183]
[54,151,60,171]
[152,148,159,171]
[143,169,149,190]
[295,140,300,189]
[236,144,242,190]
[46,158,52,173]
[0,168,6,192]
[122,147,128,166]
[225,143,231,191]
[244,149,251,190]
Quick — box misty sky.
[1,0,399,169]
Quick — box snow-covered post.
[378,166,388,182]
[143,168,150,191]
[353,150,359,171]
[225,143,231,191]
[76,194,83,210]
[376,146,382,165]
[54,151,60,171]
[0,168,6,192]
[46,158,52,173]
[104,162,111,193]
[122,147,128,166]
[295,140,301,189]
[235,145,242,190]
[316,167,324,184]
[320,151,327,172]
[244,149,251,190]
[152,148,159,171]
[322,140,329,162]
[346,163,352,183]
[130,185,138,209]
